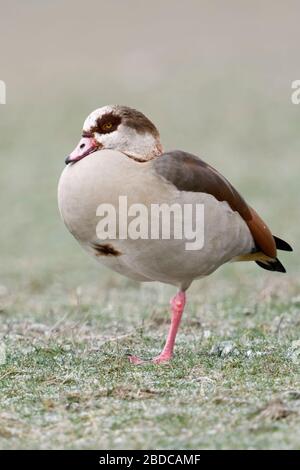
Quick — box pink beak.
[65,137,100,164]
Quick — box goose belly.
[58,151,254,287]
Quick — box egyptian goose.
[58,105,292,364]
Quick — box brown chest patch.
[91,243,122,257]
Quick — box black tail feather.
[256,258,286,273]
[273,235,293,252]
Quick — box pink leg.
[153,291,186,363]
[128,291,186,365]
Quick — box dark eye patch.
[96,112,122,134]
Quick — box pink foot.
[152,354,172,364]
[128,355,145,365]
[128,354,171,365]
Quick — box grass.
[0,266,299,449]
[1,2,300,448]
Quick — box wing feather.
[153,150,277,258]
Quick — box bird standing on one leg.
[129,291,186,364]
[58,105,293,364]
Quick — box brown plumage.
[91,243,121,257]
[154,150,277,260]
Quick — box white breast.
[58,150,254,289]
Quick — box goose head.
[65,105,163,164]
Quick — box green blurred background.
[0,0,299,450]
[0,0,298,287]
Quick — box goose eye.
[102,122,113,131]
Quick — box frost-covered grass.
[0,268,299,449]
